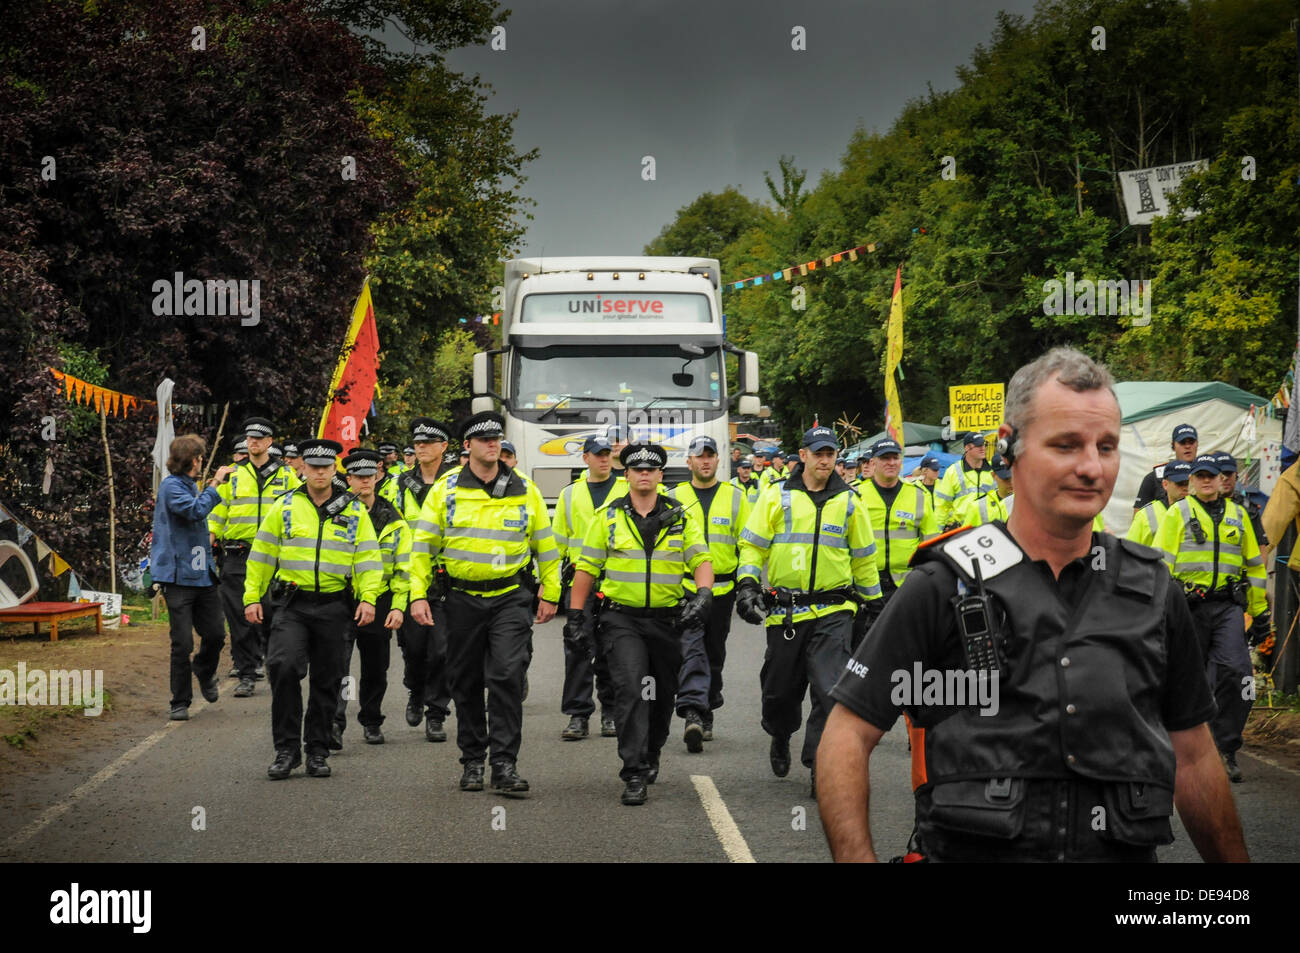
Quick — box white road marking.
[691,775,756,863]
[4,706,200,850]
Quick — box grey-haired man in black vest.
[817,347,1248,863]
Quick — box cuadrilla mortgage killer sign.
[949,383,1004,434]
[1118,160,1208,226]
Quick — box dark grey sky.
[436,0,1042,258]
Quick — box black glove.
[679,587,714,630]
[852,597,883,648]
[563,609,593,660]
[1247,610,1272,646]
[736,582,767,625]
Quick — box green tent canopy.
[848,421,948,454]
[1115,381,1269,424]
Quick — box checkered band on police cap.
[243,417,273,439]
[299,439,343,467]
[620,443,667,469]
[411,417,450,443]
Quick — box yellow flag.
[884,266,904,445]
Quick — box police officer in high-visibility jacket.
[909,454,942,511]
[393,418,456,741]
[331,450,409,748]
[731,456,760,505]
[1126,460,1191,547]
[374,442,402,505]
[1215,452,1267,552]
[849,447,874,491]
[855,439,938,605]
[934,432,996,528]
[244,439,383,780]
[408,412,561,797]
[209,417,301,697]
[553,435,628,740]
[1156,454,1268,783]
[736,425,884,797]
[953,452,1014,527]
[282,442,304,479]
[669,435,751,750]
[568,443,713,805]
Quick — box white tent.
[1106,382,1280,535]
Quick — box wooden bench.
[0,602,102,641]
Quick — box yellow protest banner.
[948,383,1004,433]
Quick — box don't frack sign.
[949,383,1004,433]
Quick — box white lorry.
[471,256,761,502]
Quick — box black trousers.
[218,548,263,674]
[398,601,451,720]
[163,582,225,707]
[759,610,853,769]
[561,588,617,717]
[599,611,682,781]
[266,595,350,757]
[444,587,534,766]
[676,590,736,716]
[335,593,394,731]
[1190,600,1253,756]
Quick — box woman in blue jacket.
[151,435,235,720]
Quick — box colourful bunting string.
[49,368,153,418]
[458,312,502,325]
[723,243,878,293]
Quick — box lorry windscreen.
[511,345,723,419]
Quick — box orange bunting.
[47,368,152,418]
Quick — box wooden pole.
[100,405,117,595]
[202,401,230,483]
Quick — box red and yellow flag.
[884,266,904,445]
[318,278,380,448]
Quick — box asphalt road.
[1,613,1296,863]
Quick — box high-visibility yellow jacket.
[375,472,400,506]
[552,475,629,562]
[1155,495,1267,616]
[243,488,383,603]
[738,472,882,624]
[408,463,560,604]
[208,459,301,542]
[955,488,1010,528]
[394,463,455,523]
[575,492,710,608]
[358,497,411,612]
[1125,499,1168,548]
[934,460,997,527]
[730,475,762,505]
[669,480,751,595]
[855,479,939,587]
